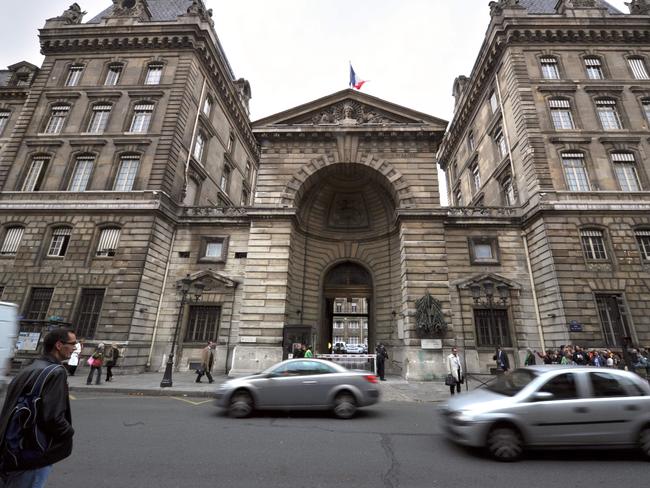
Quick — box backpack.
[1,364,63,471]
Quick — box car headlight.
[449,411,477,426]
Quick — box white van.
[0,302,19,390]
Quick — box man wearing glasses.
[0,327,76,488]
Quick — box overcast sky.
[0,0,631,123]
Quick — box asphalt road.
[38,393,649,488]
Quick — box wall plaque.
[421,339,442,350]
[240,336,257,343]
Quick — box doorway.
[321,262,373,353]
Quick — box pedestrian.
[524,348,536,366]
[66,339,82,376]
[304,345,313,358]
[195,341,216,384]
[104,343,120,382]
[375,343,388,381]
[86,343,105,385]
[446,347,463,395]
[493,345,510,372]
[0,327,76,487]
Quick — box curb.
[69,386,217,398]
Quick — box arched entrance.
[321,261,373,354]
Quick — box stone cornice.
[38,22,259,160]
[43,91,82,99]
[0,87,29,100]
[437,14,650,165]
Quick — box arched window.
[0,226,24,256]
[595,98,622,130]
[44,104,70,134]
[114,154,140,191]
[584,56,604,80]
[561,152,590,192]
[580,228,608,261]
[636,229,650,262]
[96,226,121,257]
[144,62,163,85]
[548,98,574,129]
[104,63,123,86]
[87,103,112,133]
[193,131,205,162]
[0,109,10,136]
[21,155,50,191]
[540,56,560,79]
[610,152,641,192]
[68,154,95,191]
[65,64,84,87]
[628,56,649,80]
[642,98,650,123]
[129,102,154,133]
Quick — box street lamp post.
[160,275,203,388]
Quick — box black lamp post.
[160,275,203,388]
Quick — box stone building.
[0,0,648,380]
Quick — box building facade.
[1,0,648,380]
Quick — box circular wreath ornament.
[415,292,447,336]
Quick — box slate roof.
[0,71,12,87]
[519,0,621,14]
[88,0,194,24]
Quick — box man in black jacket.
[0,327,76,487]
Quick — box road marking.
[170,396,212,406]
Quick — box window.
[87,104,112,134]
[144,63,163,85]
[611,152,641,192]
[635,229,650,262]
[580,229,608,261]
[65,64,84,87]
[47,227,71,257]
[75,288,105,339]
[596,98,622,130]
[245,160,252,182]
[334,335,344,344]
[0,109,9,135]
[129,102,154,133]
[349,321,359,329]
[454,189,462,206]
[21,156,49,191]
[68,155,94,191]
[220,166,231,192]
[185,305,221,342]
[24,287,54,321]
[538,373,578,400]
[584,57,604,80]
[44,104,70,134]
[104,64,122,86]
[589,371,643,397]
[549,98,575,129]
[500,176,515,206]
[199,237,228,262]
[240,188,249,206]
[96,227,121,257]
[351,303,357,313]
[470,160,480,194]
[114,155,139,191]
[335,302,342,313]
[474,307,511,347]
[642,98,650,122]
[468,237,499,264]
[203,97,212,117]
[227,132,235,153]
[0,226,24,255]
[494,129,507,158]
[489,91,499,114]
[540,56,560,80]
[596,294,631,347]
[193,132,205,161]
[467,131,475,152]
[628,57,649,80]
[334,321,343,329]
[562,153,590,191]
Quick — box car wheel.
[333,393,357,419]
[486,425,523,462]
[639,426,650,459]
[229,391,254,418]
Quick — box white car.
[345,344,364,354]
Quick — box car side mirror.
[530,391,554,402]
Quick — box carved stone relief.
[306,101,401,125]
[58,3,86,24]
[110,0,151,20]
[182,0,214,25]
[626,0,650,14]
[489,0,523,17]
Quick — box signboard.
[569,320,583,332]
[240,336,257,343]
[16,331,41,351]
[421,339,443,350]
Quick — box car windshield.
[485,368,539,397]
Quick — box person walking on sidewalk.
[493,345,510,373]
[196,341,216,384]
[304,346,313,358]
[66,340,82,376]
[0,327,76,488]
[104,344,119,382]
[375,343,388,381]
[446,347,463,395]
[86,343,104,385]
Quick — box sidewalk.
[67,370,478,403]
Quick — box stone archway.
[321,261,374,353]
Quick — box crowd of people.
[525,344,650,375]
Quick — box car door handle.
[302,380,317,384]
[624,405,639,411]
[573,407,589,414]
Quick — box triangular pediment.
[253,89,447,130]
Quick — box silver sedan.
[440,366,650,461]
[215,358,381,419]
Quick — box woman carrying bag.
[86,343,105,385]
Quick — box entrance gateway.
[230,89,454,380]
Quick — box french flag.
[349,63,367,90]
